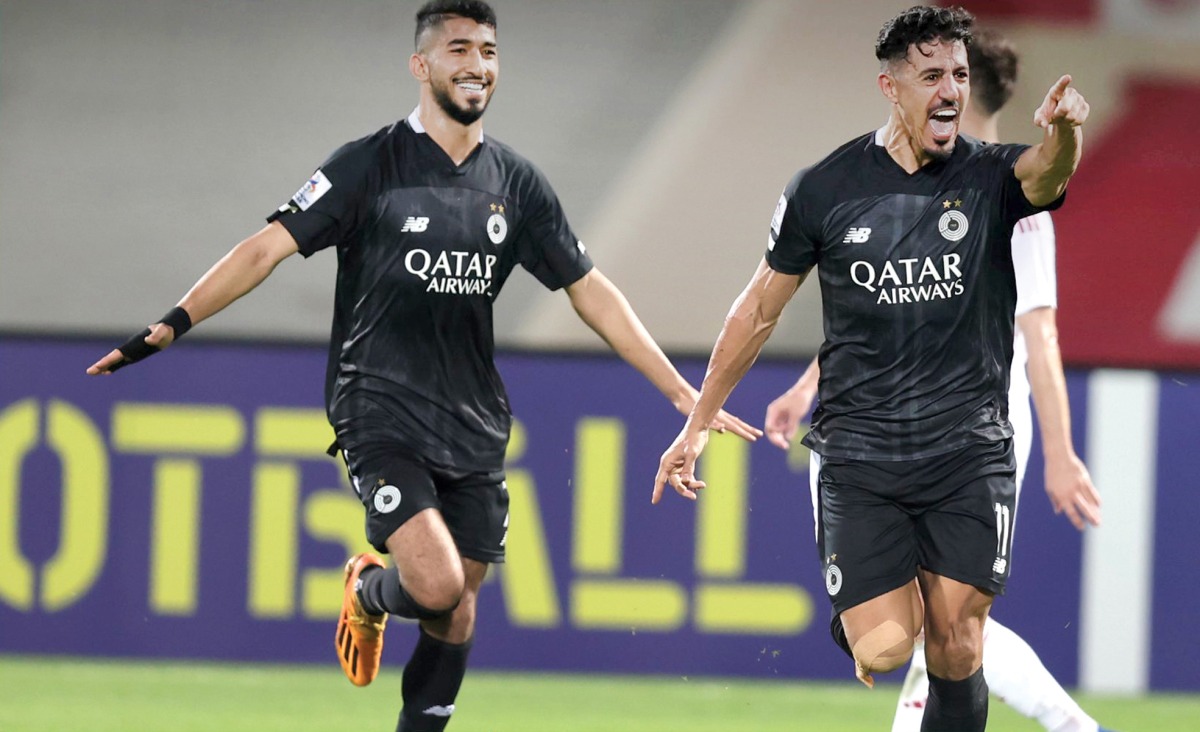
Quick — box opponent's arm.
[566,268,761,442]
[653,259,804,503]
[1015,75,1090,207]
[87,221,300,374]
[1018,307,1101,530]
[764,355,820,450]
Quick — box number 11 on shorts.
[993,502,1012,575]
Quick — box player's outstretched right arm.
[764,356,820,450]
[86,221,300,375]
[1016,75,1089,207]
[653,259,803,504]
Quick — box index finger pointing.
[1050,74,1072,98]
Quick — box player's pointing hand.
[1033,75,1089,129]
[652,425,709,504]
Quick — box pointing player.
[765,30,1110,732]
[654,6,1090,731]
[87,2,759,730]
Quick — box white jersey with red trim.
[1009,211,1057,492]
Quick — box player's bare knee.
[851,619,917,675]
[924,624,983,677]
[410,581,464,616]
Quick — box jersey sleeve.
[985,142,1066,225]
[266,136,377,258]
[1011,212,1058,317]
[513,164,593,290]
[765,169,821,276]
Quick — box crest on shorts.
[373,485,402,514]
[825,563,843,596]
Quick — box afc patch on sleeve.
[768,193,788,251]
[291,169,333,211]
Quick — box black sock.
[357,565,447,620]
[396,628,473,732]
[921,666,988,732]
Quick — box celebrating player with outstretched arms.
[88,3,759,731]
[655,7,1089,731]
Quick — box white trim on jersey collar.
[874,127,886,146]
[407,107,485,143]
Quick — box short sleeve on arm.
[986,143,1066,225]
[1012,212,1058,317]
[765,170,820,276]
[514,165,593,290]
[266,136,377,258]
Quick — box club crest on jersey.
[938,210,969,242]
[486,213,508,245]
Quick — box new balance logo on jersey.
[843,227,872,244]
[401,217,430,233]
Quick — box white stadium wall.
[3,1,1199,357]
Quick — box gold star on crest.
[954,199,963,208]
[943,200,952,209]
[499,205,505,214]
[489,203,497,212]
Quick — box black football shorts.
[813,439,1016,614]
[342,442,509,564]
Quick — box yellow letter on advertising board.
[692,433,812,635]
[0,400,110,612]
[0,400,39,610]
[113,403,244,616]
[251,408,373,621]
[498,420,562,628]
[570,418,687,632]
[302,490,374,619]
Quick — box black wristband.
[159,306,192,338]
[108,307,192,373]
[112,327,158,372]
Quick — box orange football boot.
[336,553,388,686]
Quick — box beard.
[431,78,489,126]
[925,141,955,162]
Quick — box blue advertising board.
[0,337,1195,690]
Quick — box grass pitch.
[1,656,1196,731]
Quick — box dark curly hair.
[415,0,497,50]
[968,29,1019,115]
[875,6,975,67]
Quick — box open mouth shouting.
[928,105,959,145]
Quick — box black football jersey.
[269,113,593,471]
[767,131,1062,461]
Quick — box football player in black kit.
[87,2,759,730]
[653,6,1089,731]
